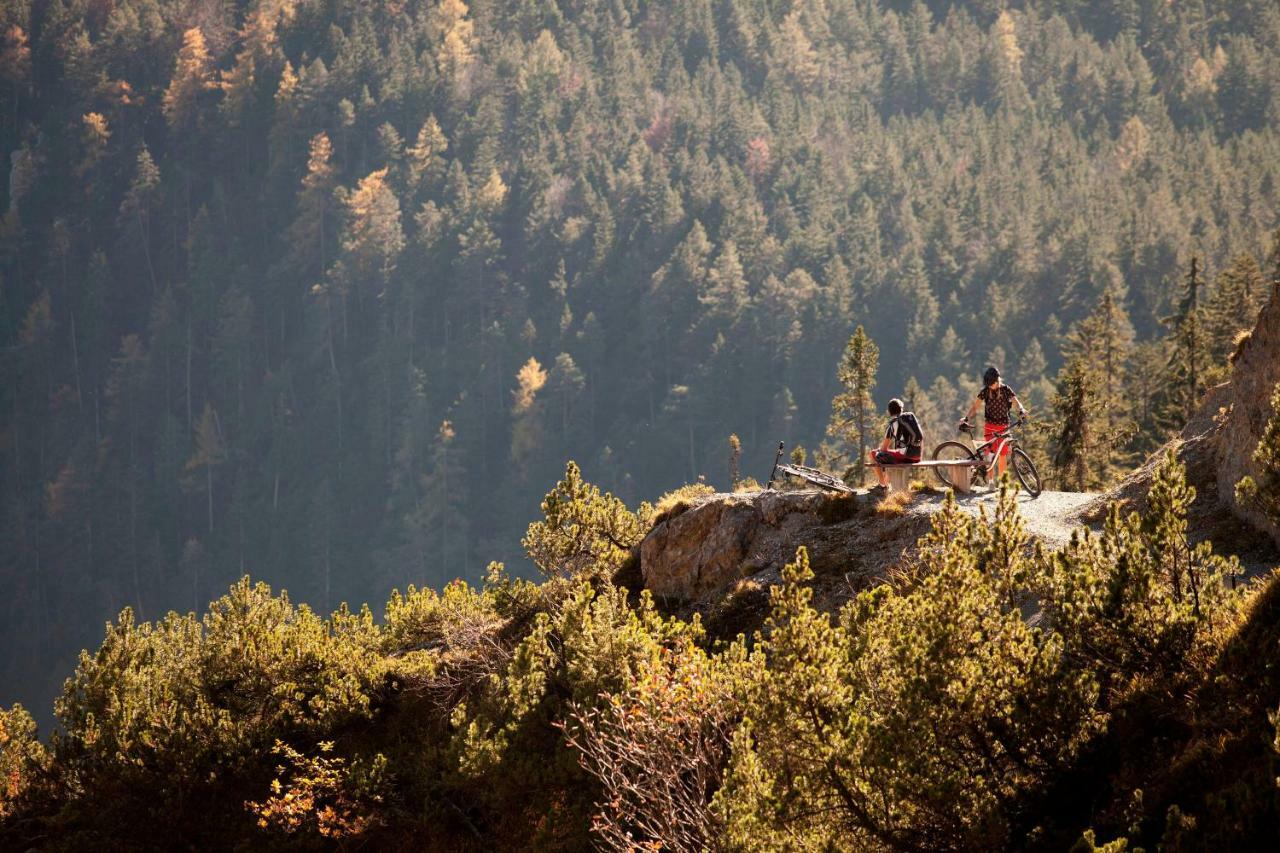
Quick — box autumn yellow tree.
[511,357,548,479]
[340,168,404,295]
[431,0,474,88]
[162,28,214,133]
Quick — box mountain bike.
[766,442,854,493]
[931,418,1042,497]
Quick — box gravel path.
[904,488,1102,550]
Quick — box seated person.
[868,398,924,491]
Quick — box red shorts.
[985,423,1011,457]
[874,449,919,465]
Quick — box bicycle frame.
[961,422,1020,471]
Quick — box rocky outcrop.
[1109,284,1280,555]
[1214,285,1280,547]
[637,486,1108,608]
[640,490,832,601]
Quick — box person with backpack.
[959,365,1028,481]
[868,398,925,493]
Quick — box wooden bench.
[877,459,981,494]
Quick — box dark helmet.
[983,366,1001,385]
[887,398,903,416]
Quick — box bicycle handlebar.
[958,416,1028,435]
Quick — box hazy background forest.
[2,0,1278,722]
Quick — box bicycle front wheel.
[932,441,979,490]
[1011,448,1042,497]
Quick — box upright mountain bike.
[931,418,1042,497]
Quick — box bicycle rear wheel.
[932,441,979,490]
[1011,448,1042,497]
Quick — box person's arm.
[963,396,980,422]
[1011,392,1028,419]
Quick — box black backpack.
[894,412,924,449]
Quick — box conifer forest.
[2,1,1280,849]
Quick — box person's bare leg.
[867,450,889,487]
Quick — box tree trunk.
[70,309,82,411]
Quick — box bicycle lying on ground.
[931,418,1042,497]
[766,442,854,493]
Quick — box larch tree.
[510,357,548,480]
[288,133,337,279]
[341,168,405,296]
[163,28,213,132]
[432,0,475,91]
[0,25,30,129]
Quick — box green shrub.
[446,581,704,847]
[522,461,652,579]
[0,705,47,821]
[48,578,382,841]
[1039,452,1243,696]
[717,489,1106,850]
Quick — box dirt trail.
[904,488,1102,550]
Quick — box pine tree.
[186,403,225,534]
[1205,253,1264,367]
[521,461,647,579]
[119,147,161,291]
[1164,256,1206,420]
[546,352,585,449]
[417,420,468,586]
[827,326,878,485]
[1051,357,1094,492]
[1065,285,1136,478]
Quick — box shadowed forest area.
[2,0,1279,727]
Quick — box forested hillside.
[2,0,1279,720]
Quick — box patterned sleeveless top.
[978,383,1017,425]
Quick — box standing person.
[868,398,925,493]
[959,366,1027,481]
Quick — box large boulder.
[639,490,831,601]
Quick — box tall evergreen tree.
[827,326,879,485]
[1164,256,1207,419]
[1051,357,1096,492]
